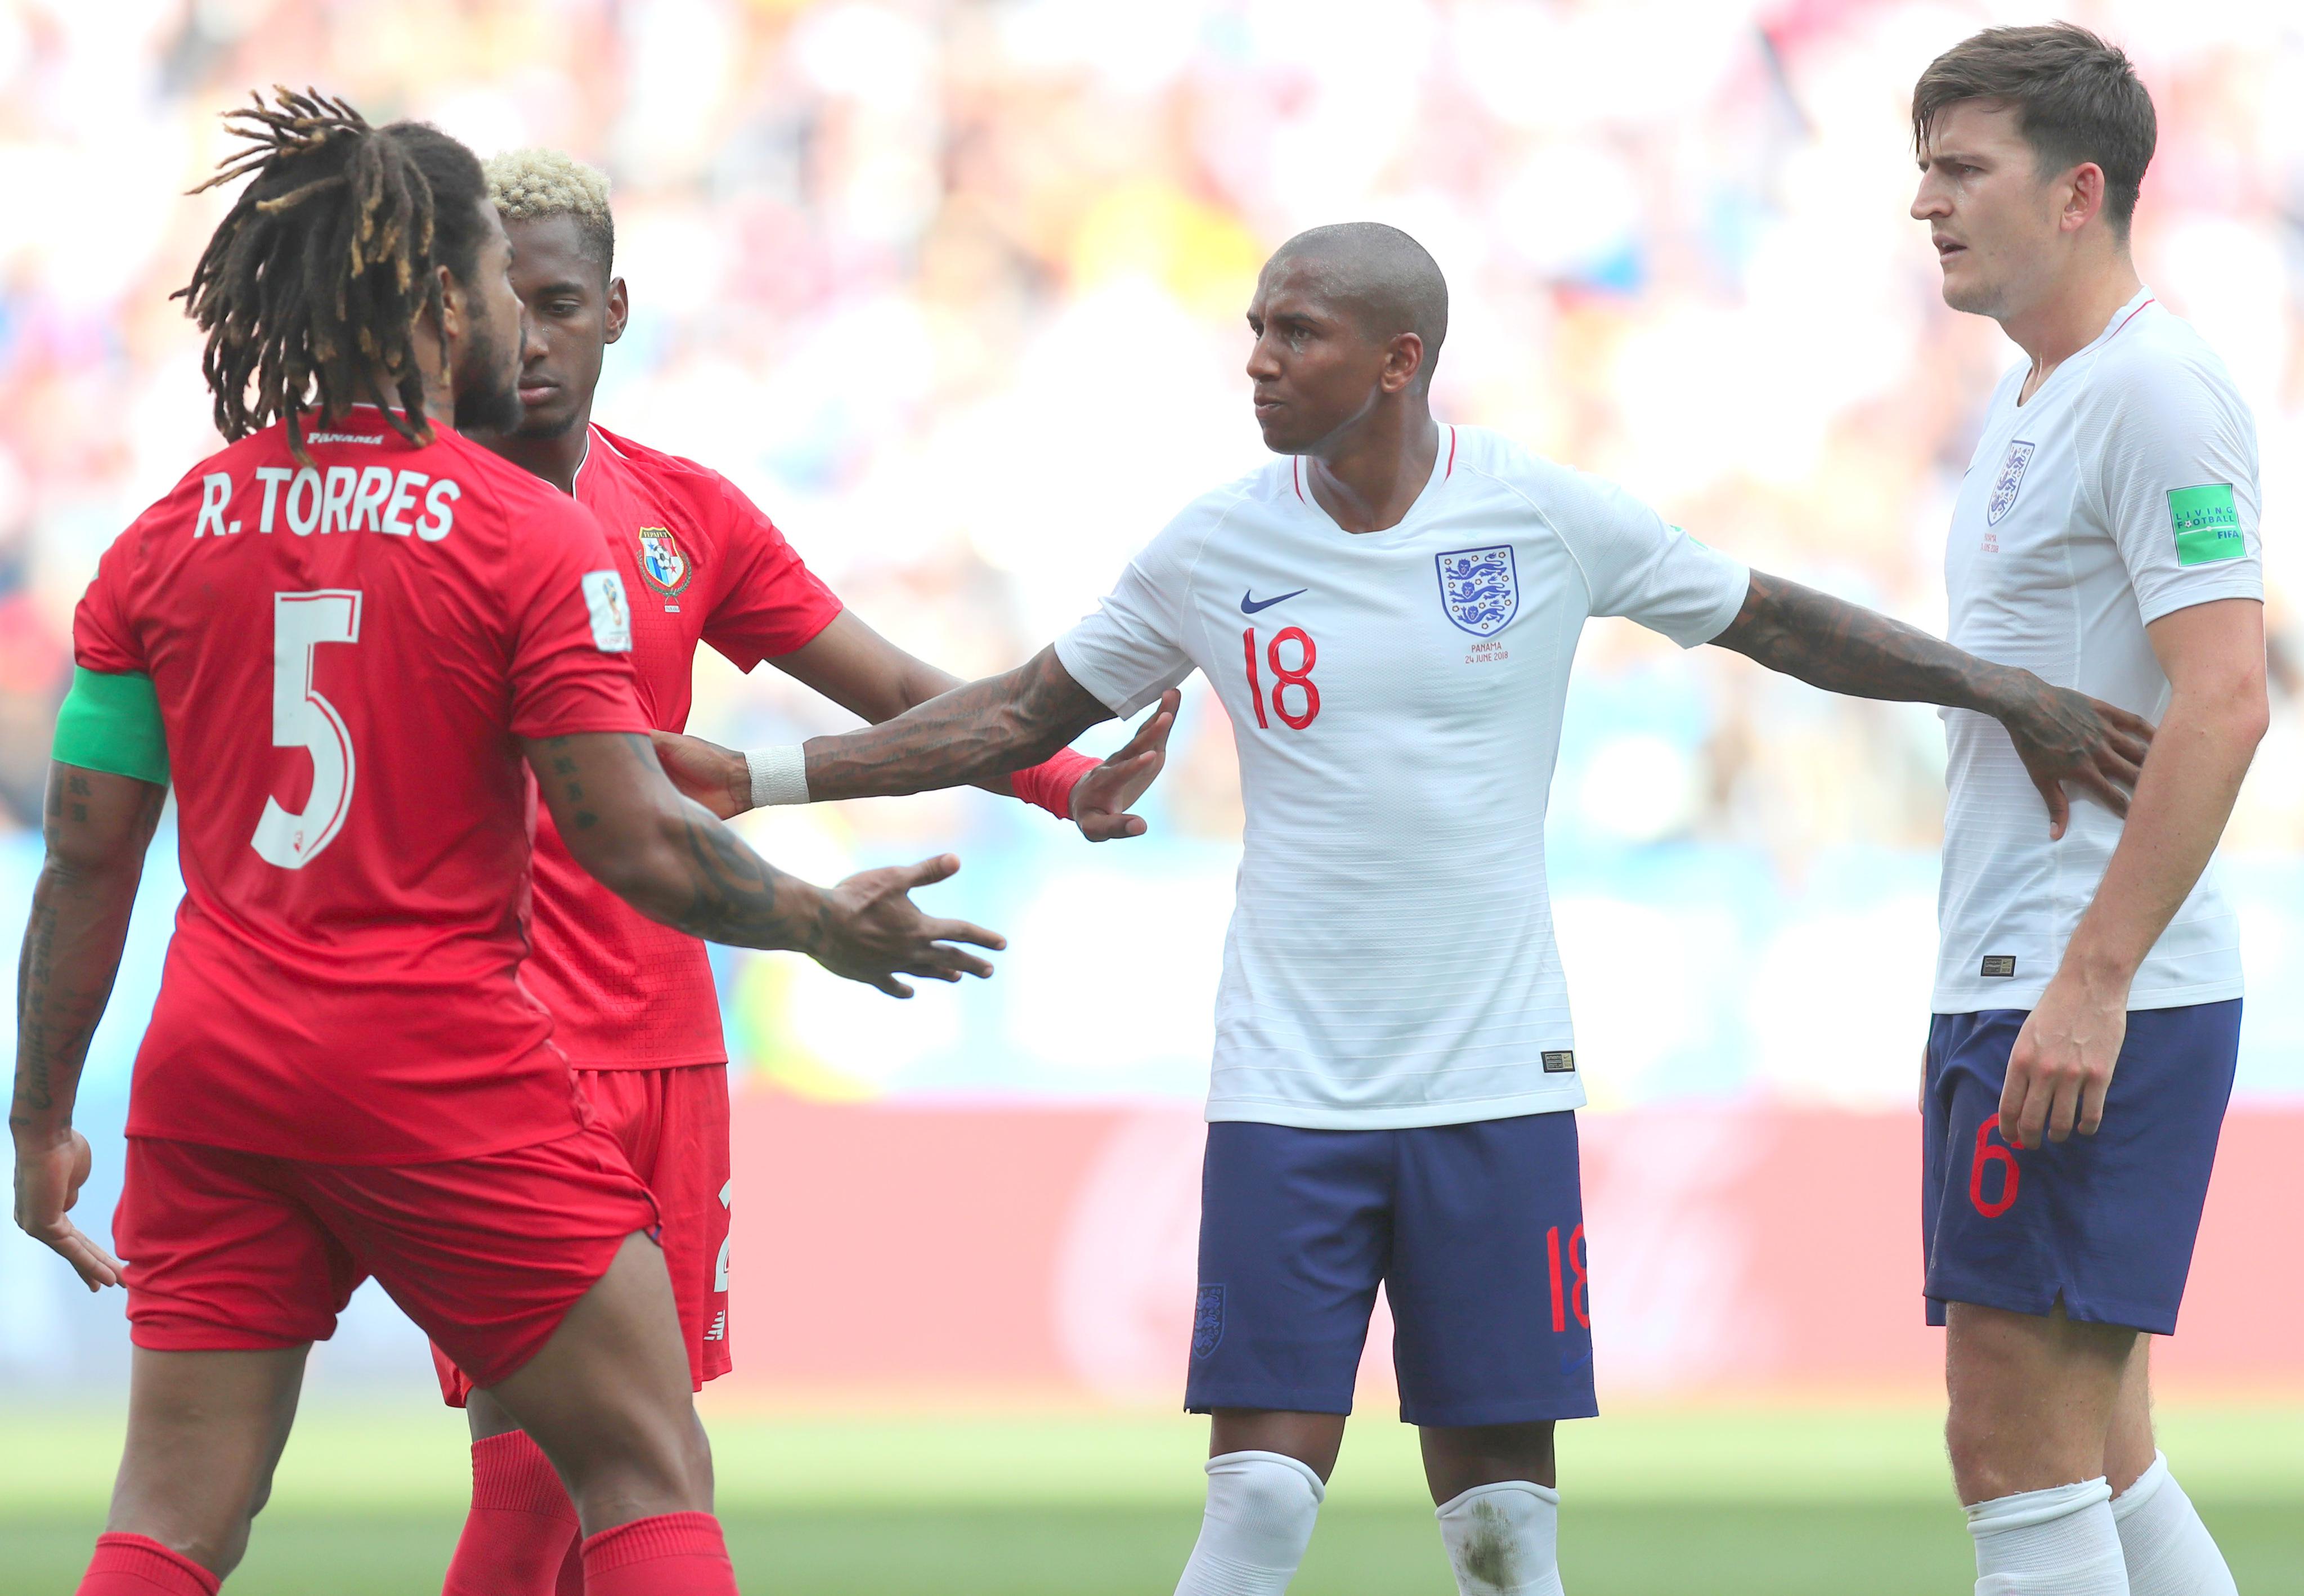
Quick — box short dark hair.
[1912,24,2156,237]
[1268,222,1449,392]
[175,88,494,463]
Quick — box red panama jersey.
[74,409,649,1163]
[521,426,845,1070]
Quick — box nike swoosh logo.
[1561,1348,1593,1377]
[1240,588,1307,615]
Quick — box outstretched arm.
[1711,570,2155,839]
[652,647,1180,834]
[802,644,1114,798]
[524,731,1003,997]
[773,611,1053,800]
[769,613,1171,837]
[13,763,163,1290]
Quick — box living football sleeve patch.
[581,569,634,652]
[2167,483,2244,567]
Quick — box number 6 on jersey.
[252,589,363,870]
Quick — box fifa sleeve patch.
[581,570,634,653]
[2167,483,2244,567]
[51,667,169,786]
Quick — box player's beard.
[451,320,523,435]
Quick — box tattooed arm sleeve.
[525,730,836,953]
[12,765,165,1142]
[798,645,1117,803]
[1710,570,2157,827]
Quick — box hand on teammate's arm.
[1711,570,2155,837]
[1999,598,2267,1150]
[523,731,1003,998]
[11,764,163,1290]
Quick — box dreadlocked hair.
[174,86,493,464]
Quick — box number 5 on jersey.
[1241,625,1320,730]
[252,589,362,870]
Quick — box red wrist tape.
[1009,749,1099,821]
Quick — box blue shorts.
[1922,1001,2239,1335]
[1186,1113,1597,1428]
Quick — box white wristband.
[746,745,810,809]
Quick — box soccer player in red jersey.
[10,92,999,1596]
[421,148,1170,1596]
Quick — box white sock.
[2112,1453,2236,1596]
[1173,1451,1325,1596]
[1436,1481,1565,1596]
[1967,1478,2130,1595]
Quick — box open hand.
[1998,970,2127,1149]
[649,729,750,819]
[1072,691,1180,842]
[815,855,1006,998]
[13,1128,122,1290]
[1998,679,2154,840]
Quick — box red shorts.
[117,1123,658,1391]
[433,1062,732,1404]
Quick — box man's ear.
[604,276,630,345]
[432,262,462,342]
[1380,331,1426,397]
[2060,162,2108,235]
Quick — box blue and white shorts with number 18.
[1185,1111,1598,1428]
[1922,999,2240,1336]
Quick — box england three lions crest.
[636,527,693,598]
[1987,441,2036,526]
[1436,544,1518,637]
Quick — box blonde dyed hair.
[483,147,615,276]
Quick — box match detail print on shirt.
[2167,483,2244,567]
[1980,956,2017,979]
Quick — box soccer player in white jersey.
[1907,26,2266,1596]
[656,224,2150,1596]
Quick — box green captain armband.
[52,667,169,786]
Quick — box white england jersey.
[1935,290,2262,1013]
[1055,425,1749,1129]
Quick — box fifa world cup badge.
[1987,441,2036,526]
[636,527,693,598]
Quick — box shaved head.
[1263,223,1449,392]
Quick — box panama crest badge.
[1987,441,2036,526]
[1435,544,1519,637]
[636,527,693,598]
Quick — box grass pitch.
[2,1401,2298,1594]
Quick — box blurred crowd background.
[2,0,2303,1379]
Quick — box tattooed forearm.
[1711,571,2027,714]
[1709,571,2155,818]
[663,801,830,953]
[527,733,835,953]
[801,647,1113,803]
[14,773,163,1141]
